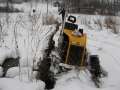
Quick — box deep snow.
[0,2,120,90]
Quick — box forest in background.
[0,0,120,15]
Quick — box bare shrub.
[0,20,6,45]
[42,14,59,25]
[104,17,115,28]
[94,19,102,30]
[104,16,119,34]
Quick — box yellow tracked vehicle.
[58,16,107,88]
[61,16,87,67]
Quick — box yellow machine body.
[64,29,87,46]
[63,29,87,66]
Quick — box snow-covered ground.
[0,2,120,90]
[0,78,45,90]
[53,27,120,90]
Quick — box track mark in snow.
[88,37,120,49]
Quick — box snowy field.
[0,2,120,90]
